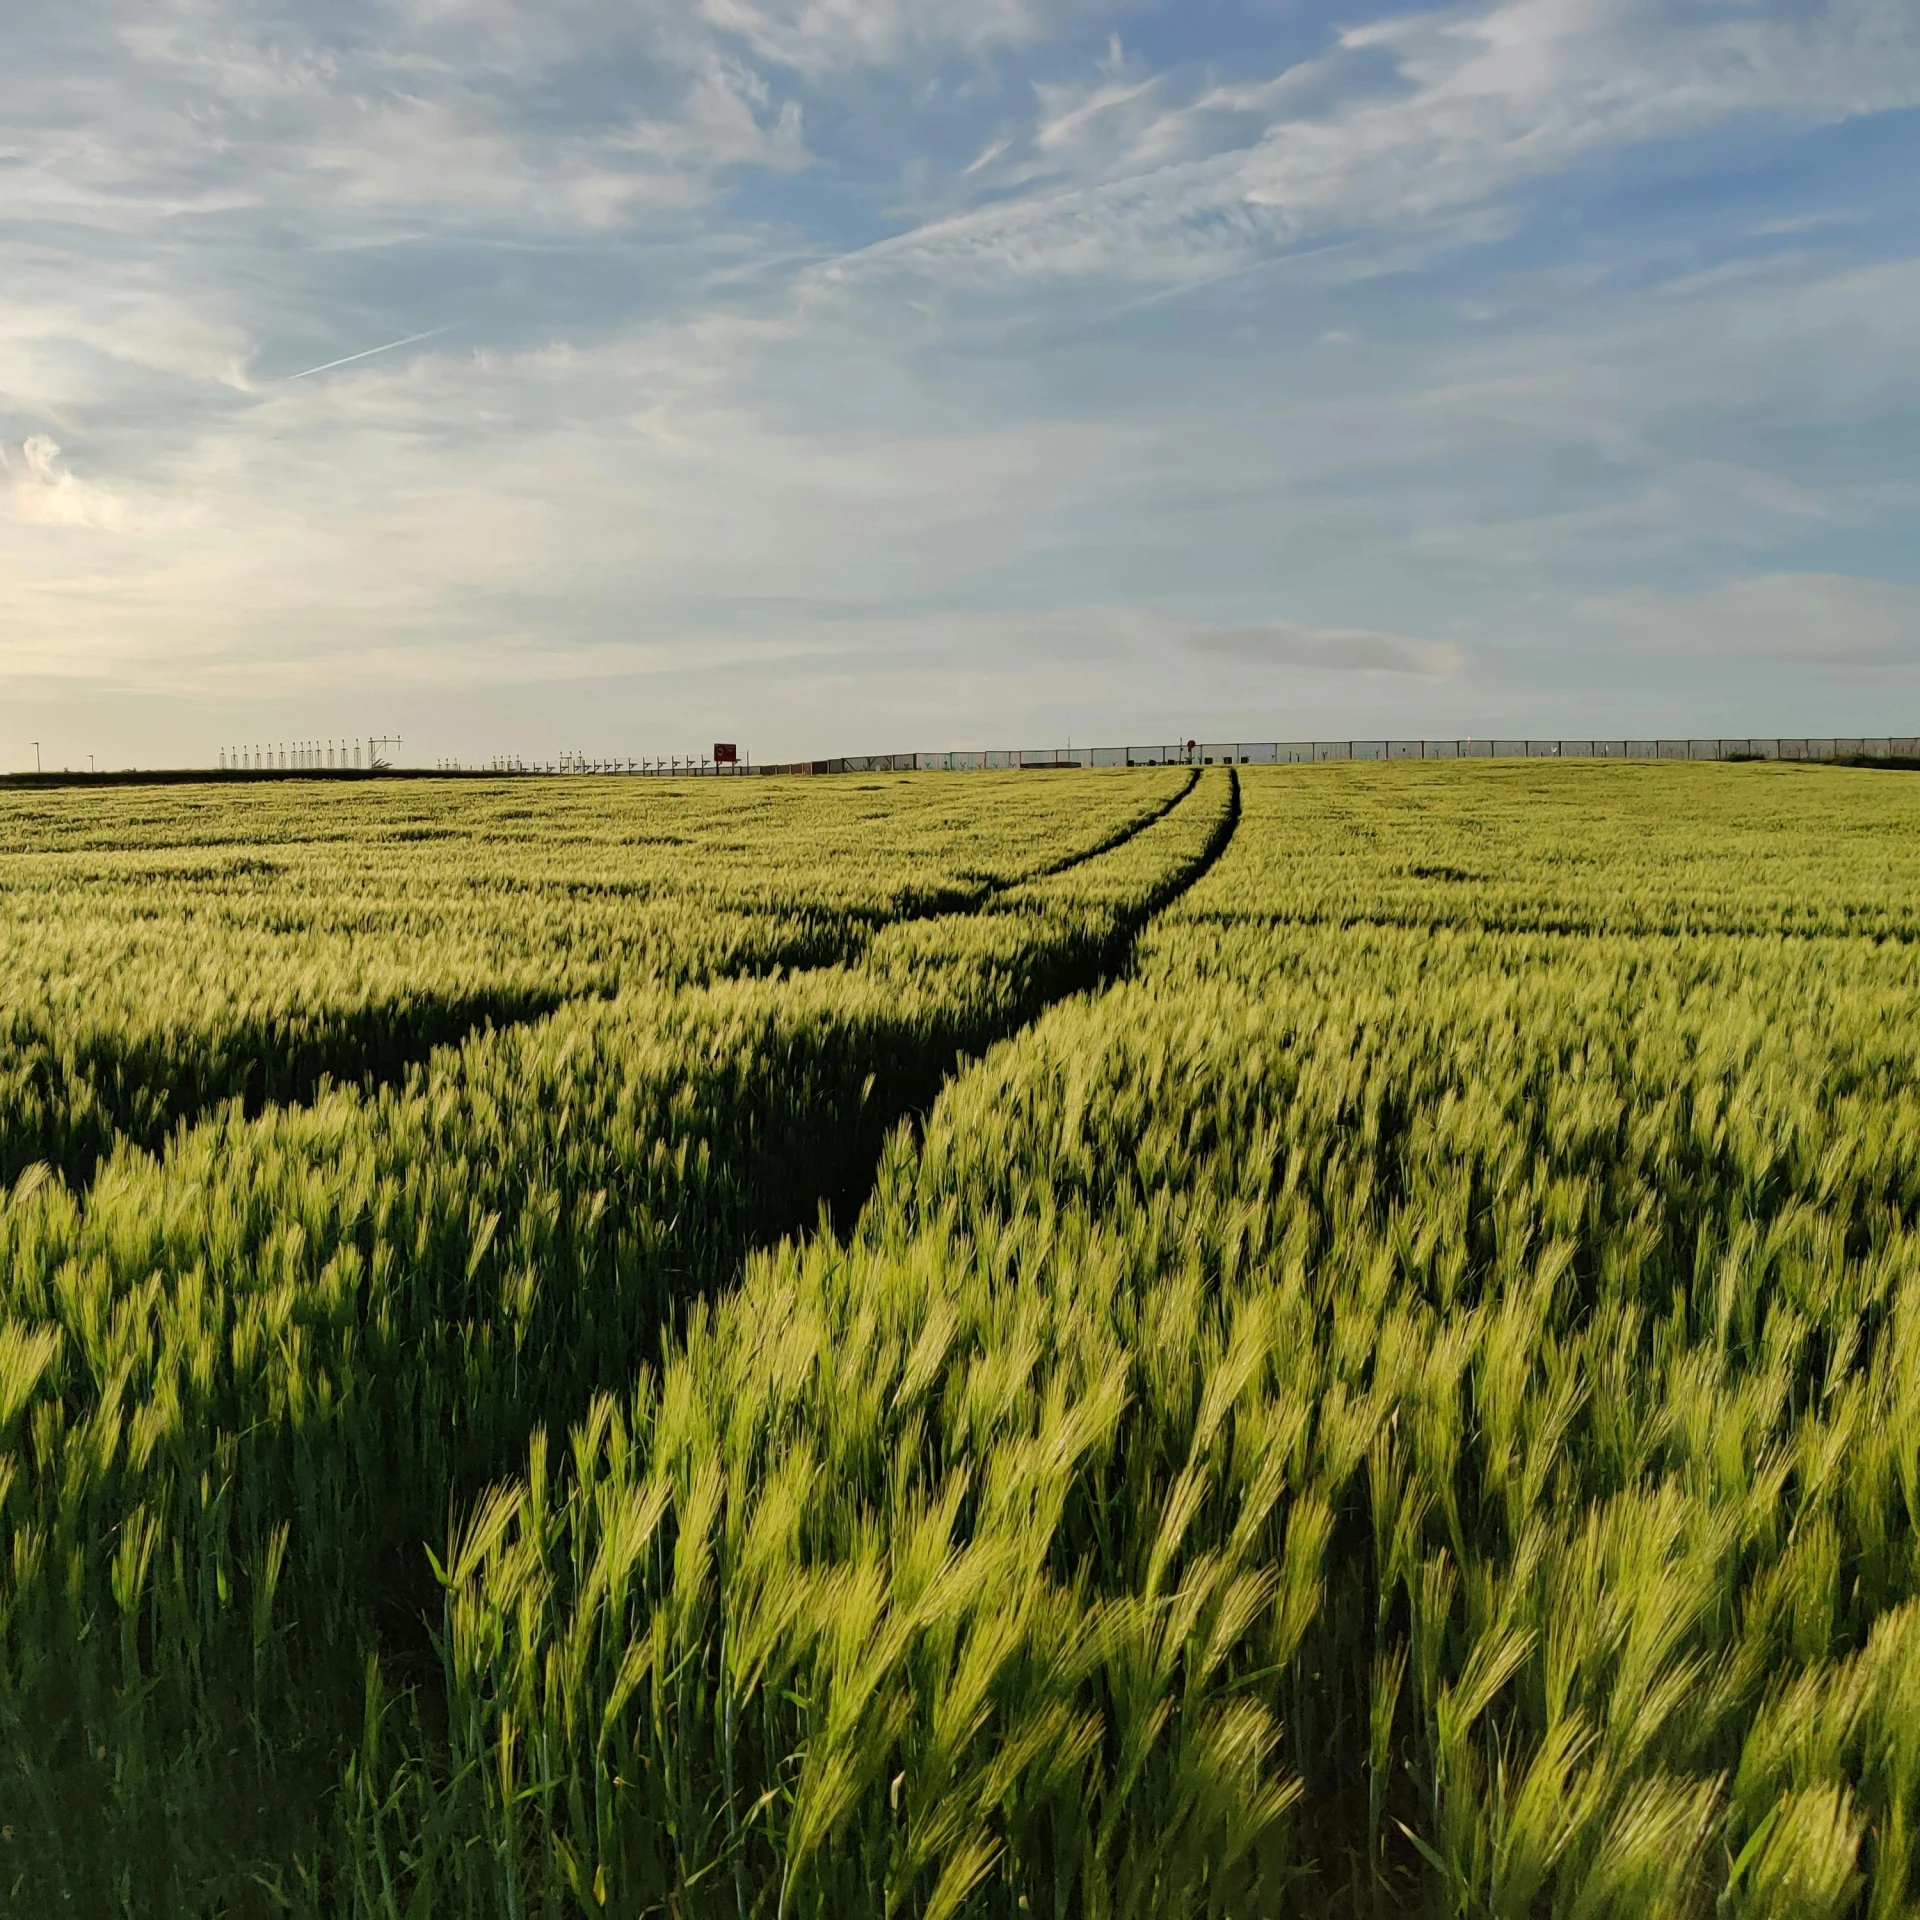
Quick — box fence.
[741,737,1920,775]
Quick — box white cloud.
[1032,74,1160,158]
[4,438,126,530]
[1586,574,1920,664]
[697,0,1065,75]
[1191,621,1465,675]
[2,2,815,250]
[0,319,1165,694]
[842,0,1920,285]
[2,0,1918,758]
[617,52,808,173]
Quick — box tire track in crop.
[864,766,1199,927]
[0,775,1232,1746]
[814,766,1238,1236]
[1019,766,1200,883]
[0,770,1232,1867]
[338,770,1233,1676]
[365,769,1238,1664]
[11,773,1205,1199]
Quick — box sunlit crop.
[3,759,1917,1919]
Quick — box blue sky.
[3,0,1917,765]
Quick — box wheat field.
[3,759,1918,1918]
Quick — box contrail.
[284,325,456,381]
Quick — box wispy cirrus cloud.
[699,0,1077,73]
[839,0,1920,286]
[2,0,1919,762]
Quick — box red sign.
[714,743,738,764]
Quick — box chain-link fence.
[743,737,1920,775]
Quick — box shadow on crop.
[3,987,573,1195]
